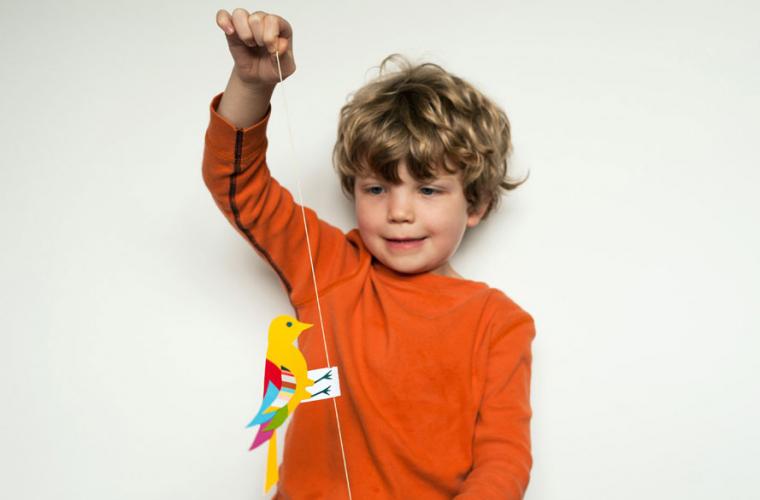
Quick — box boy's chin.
[377,257,436,276]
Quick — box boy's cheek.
[354,202,378,227]
[355,219,378,241]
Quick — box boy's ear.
[466,201,489,228]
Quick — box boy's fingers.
[263,15,277,54]
[249,11,267,48]
[216,8,293,58]
[215,9,234,35]
[231,7,255,46]
[264,14,291,55]
[276,15,293,40]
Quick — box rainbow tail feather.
[249,425,274,451]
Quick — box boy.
[203,9,536,499]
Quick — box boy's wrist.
[218,69,275,129]
[231,68,277,93]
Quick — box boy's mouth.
[384,236,427,242]
[384,236,427,250]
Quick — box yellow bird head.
[268,314,313,344]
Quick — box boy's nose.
[387,193,414,223]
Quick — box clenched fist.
[216,8,296,86]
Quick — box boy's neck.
[430,261,463,280]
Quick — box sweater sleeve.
[201,92,360,307]
[454,306,536,499]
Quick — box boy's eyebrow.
[424,174,459,185]
[355,176,381,184]
[356,177,457,187]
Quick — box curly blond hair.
[332,53,528,220]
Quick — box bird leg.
[312,369,333,385]
[309,386,331,398]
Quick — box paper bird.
[246,314,316,492]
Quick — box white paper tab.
[302,366,341,403]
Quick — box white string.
[274,49,353,500]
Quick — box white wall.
[1,0,758,498]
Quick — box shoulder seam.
[292,237,367,308]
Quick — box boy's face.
[354,159,487,277]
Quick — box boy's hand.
[216,8,296,86]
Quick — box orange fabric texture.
[202,92,536,499]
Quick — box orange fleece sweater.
[202,92,536,499]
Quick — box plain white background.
[1,0,758,498]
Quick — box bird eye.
[286,321,293,327]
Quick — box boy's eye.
[361,185,440,196]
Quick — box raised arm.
[203,10,361,307]
[202,87,360,307]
